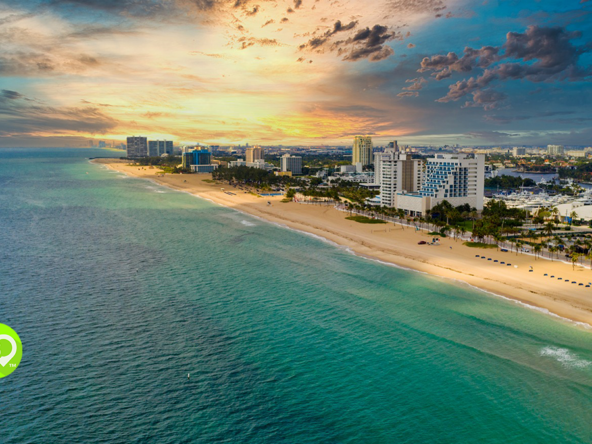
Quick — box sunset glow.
[1,0,591,146]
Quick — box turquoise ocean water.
[1,148,592,443]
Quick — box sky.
[0,0,591,147]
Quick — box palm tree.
[397,209,406,230]
[549,246,557,261]
[569,210,578,226]
[509,238,516,254]
[493,234,503,251]
[534,244,542,260]
[572,253,581,270]
[551,206,559,223]
[543,221,555,240]
[586,250,592,271]
[470,210,478,231]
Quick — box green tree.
[572,253,581,270]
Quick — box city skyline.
[0,0,591,148]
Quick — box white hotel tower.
[395,153,485,216]
[375,142,423,207]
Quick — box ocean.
[1,148,592,443]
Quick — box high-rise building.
[512,147,526,156]
[98,141,106,148]
[281,154,302,175]
[394,154,484,215]
[547,145,564,156]
[126,136,148,157]
[182,148,211,169]
[246,146,264,163]
[376,147,422,207]
[194,149,211,165]
[352,136,373,166]
[148,140,174,156]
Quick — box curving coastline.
[93,158,592,328]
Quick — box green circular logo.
[0,324,22,378]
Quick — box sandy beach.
[93,158,592,327]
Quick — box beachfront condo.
[395,153,485,216]
[281,154,303,175]
[352,136,373,167]
[375,144,423,207]
[148,140,174,157]
[246,146,264,164]
[126,136,148,158]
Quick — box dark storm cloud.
[419,46,500,80]
[299,20,358,50]
[300,22,398,62]
[341,25,399,61]
[414,26,592,106]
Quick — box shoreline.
[93,158,592,329]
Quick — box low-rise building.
[191,164,218,173]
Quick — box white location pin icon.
[0,334,17,367]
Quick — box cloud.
[416,26,592,105]
[462,89,506,110]
[1,89,24,100]
[342,25,399,61]
[299,19,358,50]
[419,46,500,79]
[245,5,259,16]
[397,91,418,97]
[403,77,426,91]
[238,36,281,49]
[0,90,119,137]
[465,130,519,141]
[300,22,398,62]
[385,0,447,15]
[40,0,175,17]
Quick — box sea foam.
[540,346,592,369]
